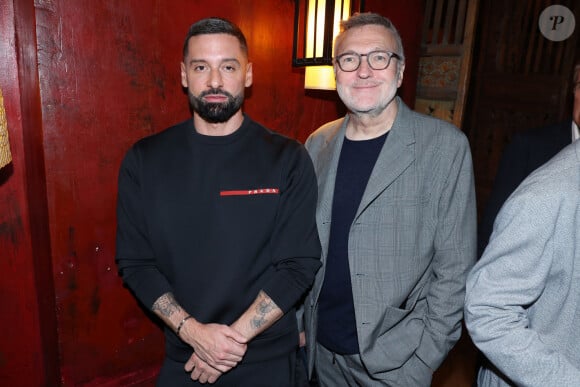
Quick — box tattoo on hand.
[152,293,180,318]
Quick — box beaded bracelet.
[176,315,192,337]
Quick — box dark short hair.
[182,17,248,59]
[335,12,405,63]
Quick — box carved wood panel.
[415,0,479,128]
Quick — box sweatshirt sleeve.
[115,145,173,309]
[261,144,322,313]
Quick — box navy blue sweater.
[317,132,388,354]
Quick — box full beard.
[188,88,244,124]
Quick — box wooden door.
[464,0,579,215]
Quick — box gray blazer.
[304,98,477,383]
[465,140,580,386]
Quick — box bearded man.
[115,17,321,387]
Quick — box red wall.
[0,0,57,385]
[0,1,423,385]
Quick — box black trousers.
[156,351,297,387]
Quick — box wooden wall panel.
[465,0,579,216]
[366,0,424,107]
[0,0,59,385]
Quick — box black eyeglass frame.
[334,50,401,72]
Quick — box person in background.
[116,17,321,386]
[465,139,580,386]
[477,62,580,258]
[303,12,477,386]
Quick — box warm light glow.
[334,0,346,38]
[305,66,336,90]
[305,0,317,58]
[306,0,327,58]
[304,0,351,90]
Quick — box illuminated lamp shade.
[305,66,335,90]
[293,0,362,90]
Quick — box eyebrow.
[338,48,395,54]
[187,58,241,66]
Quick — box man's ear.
[245,62,253,88]
[180,62,188,88]
[397,62,405,88]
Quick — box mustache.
[199,88,234,99]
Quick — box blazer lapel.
[314,100,417,243]
[316,118,348,253]
[355,100,416,220]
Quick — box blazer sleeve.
[415,132,477,370]
[466,187,580,385]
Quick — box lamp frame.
[292,0,365,68]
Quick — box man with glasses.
[303,12,476,386]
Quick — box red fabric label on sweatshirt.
[220,188,280,196]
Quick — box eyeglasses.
[335,50,401,72]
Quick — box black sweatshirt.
[116,115,321,363]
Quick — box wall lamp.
[292,0,364,90]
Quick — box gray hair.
[335,12,405,64]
